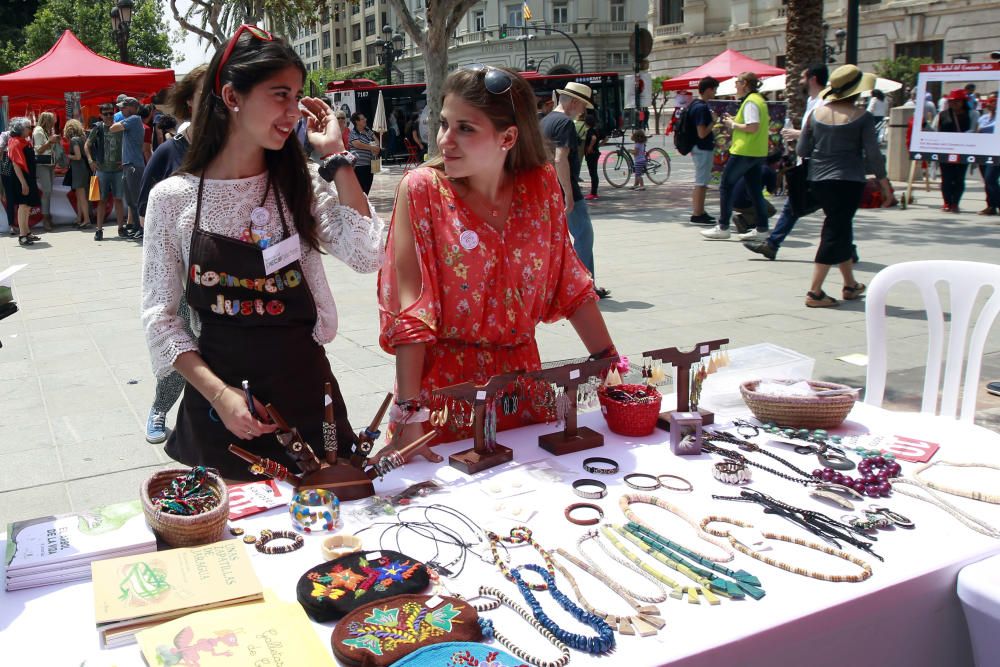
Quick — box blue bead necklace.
[510,563,616,655]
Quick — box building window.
[553,2,568,24]
[312,39,318,56]
[610,0,625,22]
[352,23,361,41]
[507,4,523,27]
[336,29,341,47]
[323,55,331,69]
[336,53,342,68]
[365,0,374,7]
[895,40,944,61]
[382,11,388,28]
[474,10,485,32]
[353,49,362,64]
[366,44,377,64]
[660,0,682,25]
[605,52,628,67]
[322,31,331,49]
[365,16,376,36]
[351,2,359,14]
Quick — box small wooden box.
[668,412,703,455]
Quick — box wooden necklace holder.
[643,339,729,431]
[529,356,618,456]
[434,371,522,475]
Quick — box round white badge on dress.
[250,207,270,226]
[459,229,479,250]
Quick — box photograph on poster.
[909,62,1000,164]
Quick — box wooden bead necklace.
[254,529,304,555]
[472,585,571,667]
[913,461,1000,505]
[620,493,734,563]
[487,527,556,591]
[613,526,724,604]
[700,516,873,583]
[576,530,669,603]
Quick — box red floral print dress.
[378,164,597,443]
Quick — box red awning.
[0,30,174,113]
[662,49,785,91]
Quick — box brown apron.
[165,173,356,481]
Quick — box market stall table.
[2,401,998,666]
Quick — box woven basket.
[740,380,856,429]
[141,468,229,548]
[598,384,662,437]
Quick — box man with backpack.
[675,77,719,224]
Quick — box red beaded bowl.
[598,384,662,436]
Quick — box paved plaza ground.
[1,143,999,529]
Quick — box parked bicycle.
[601,130,671,188]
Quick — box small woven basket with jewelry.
[740,379,856,429]
[141,467,229,547]
[598,384,662,436]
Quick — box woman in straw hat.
[797,64,893,308]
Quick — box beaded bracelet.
[564,503,604,526]
[582,457,619,475]
[487,527,556,591]
[713,461,751,485]
[289,488,341,533]
[254,529,304,555]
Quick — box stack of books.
[92,540,264,648]
[4,500,157,592]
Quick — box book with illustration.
[91,540,264,647]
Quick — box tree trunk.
[422,37,447,154]
[784,0,825,126]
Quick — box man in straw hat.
[541,81,611,299]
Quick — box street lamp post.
[375,25,405,85]
[822,22,847,64]
[110,0,134,64]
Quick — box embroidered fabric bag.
[296,549,430,622]
[391,642,529,667]
[332,594,482,666]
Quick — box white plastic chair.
[864,260,1000,422]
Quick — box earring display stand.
[434,371,523,474]
[529,357,618,456]
[643,339,729,431]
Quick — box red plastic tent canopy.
[0,30,174,113]
[662,49,785,91]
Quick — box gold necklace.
[461,176,511,220]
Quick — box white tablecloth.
[3,402,999,666]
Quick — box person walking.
[541,82,610,298]
[85,103,126,242]
[936,89,974,213]
[701,72,771,241]
[979,97,998,216]
[689,76,718,224]
[63,119,92,228]
[110,97,147,238]
[796,64,892,308]
[630,129,647,191]
[6,118,42,246]
[376,65,616,462]
[348,112,380,195]
[583,114,601,200]
[32,112,58,231]
[744,64,828,260]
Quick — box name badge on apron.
[262,233,302,275]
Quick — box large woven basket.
[740,380,856,429]
[141,468,229,548]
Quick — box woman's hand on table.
[215,386,277,440]
[387,421,443,463]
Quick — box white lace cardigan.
[141,164,385,379]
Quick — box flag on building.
[523,3,532,21]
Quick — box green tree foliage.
[875,55,934,100]
[2,0,172,72]
[171,0,328,47]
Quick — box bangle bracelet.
[656,474,694,493]
[565,503,604,526]
[624,473,660,491]
[322,534,363,561]
[713,461,751,485]
[572,478,608,499]
[254,529,304,554]
[209,384,227,405]
[583,457,619,475]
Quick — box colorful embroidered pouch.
[296,549,430,622]
[390,642,529,667]
[331,594,483,666]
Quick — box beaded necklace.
[620,493,734,562]
[509,564,616,655]
[576,531,670,603]
[913,461,1000,505]
[610,526,723,605]
[703,431,818,485]
[700,516,873,583]
[589,525,686,598]
[487,527,556,591]
[598,525,688,599]
[892,477,1000,538]
[550,550,665,637]
[472,585,571,667]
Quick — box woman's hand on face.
[214,386,277,441]
[301,97,345,155]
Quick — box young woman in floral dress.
[378,66,616,462]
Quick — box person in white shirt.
[744,63,834,261]
[866,89,889,123]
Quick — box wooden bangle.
[565,502,604,526]
[321,534,363,561]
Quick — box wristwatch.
[318,151,356,182]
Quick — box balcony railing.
[655,23,683,37]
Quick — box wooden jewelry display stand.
[529,357,618,456]
[643,339,729,431]
[435,371,522,474]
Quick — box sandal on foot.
[18,235,34,246]
[806,290,838,308]
[842,283,866,300]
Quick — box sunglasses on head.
[214,24,275,95]
[463,64,516,118]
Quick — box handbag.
[785,159,821,218]
[369,157,381,174]
[35,154,53,166]
[88,175,101,202]
[51,141,69,170]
